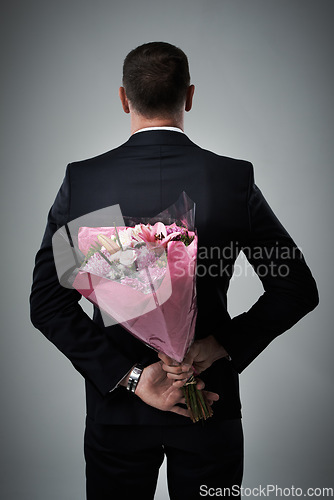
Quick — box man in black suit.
[30,42,318,499]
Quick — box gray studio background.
[1,1,333,498]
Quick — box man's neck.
[130,114,184,135]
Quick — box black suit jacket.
[30,130,318,425]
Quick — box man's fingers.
[203,390,219,402]
[158,352,179,366]
[170,405,191,418]
[161,363,183,374]
[172,379,188,388]
[196,379,205,390]
[183,352,195,367]
[158,352,192,373]
[167,370,193,381]
[161,362,192,376]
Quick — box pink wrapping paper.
[72,226,197,362]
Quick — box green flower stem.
[96,249,113,266]
[183,376,213,423]
[113,223,123,250]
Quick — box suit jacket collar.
[124,130,196,147]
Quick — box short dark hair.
[122,42,191,117]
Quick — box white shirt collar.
[134,126,184,134]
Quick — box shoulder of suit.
[195,146,253,170]
[66,141,253,175]
[66,145,125,171]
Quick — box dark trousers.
[84,416,243,500]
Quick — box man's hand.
[158,335,229,382]
[122,362,219,418]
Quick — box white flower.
[109,250,122,262]
[131,224,145,242]
[119,249,136,267]
[119,228,133,247]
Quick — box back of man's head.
[122,42,190,118]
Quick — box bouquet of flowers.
[52,193,212,422]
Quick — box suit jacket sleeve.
[217,165,319,372]
[30,165,135,396]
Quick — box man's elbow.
[30,287,53,330]
[308,279,319,311]
[30,294,44,330]
[300,274,319,315]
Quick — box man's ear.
[119,87,130,114]
[185,85,195,112]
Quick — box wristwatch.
[126,365,143,393]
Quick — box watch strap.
[126,365,143,393]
